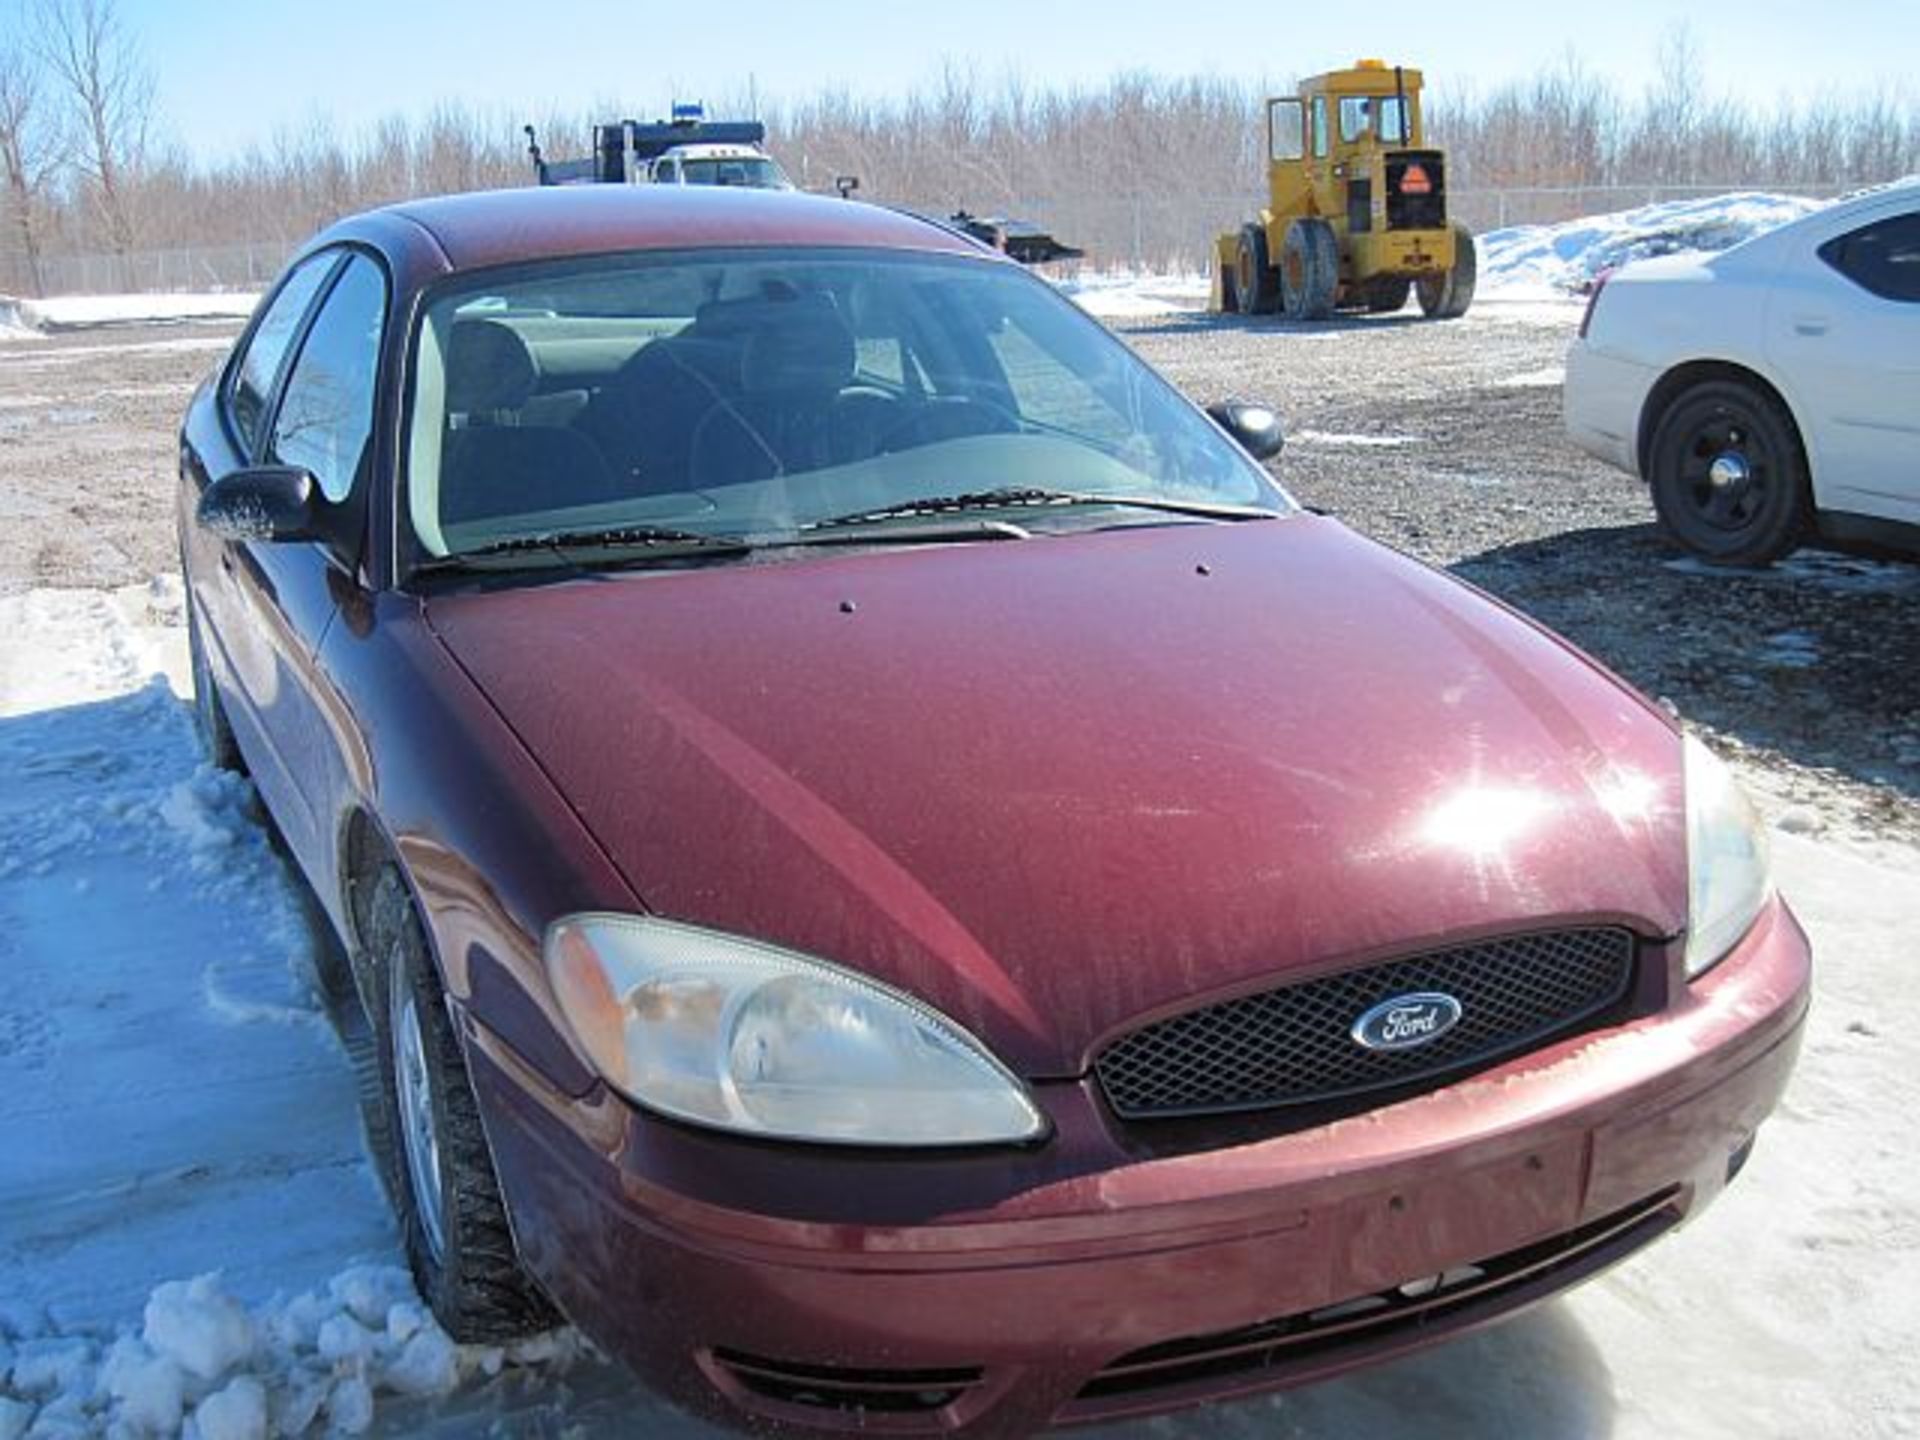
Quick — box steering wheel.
[876,396,1022,454]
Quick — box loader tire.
[1218,257,1241,313]
[1417,223,1477,319]
[1366,277,1412,313]
[1280,218,1338,320]
[1236,225,1278,315]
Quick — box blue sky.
[127,0,1916,161]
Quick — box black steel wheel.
[1237,224,1277,315]
[367,868,555,1341]
[1647,380,1810,566]
[186,597,245,773]
[1280,218,1338,320]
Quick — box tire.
[1416,223,1477,319]
[1647,380,1810,566]
[1217,255,1241,314]
[1236,224,1278,315]
[1366,276,1411,314]
[369,868,555,1341]
[1280,218,1338,320]
[186,598,245,773]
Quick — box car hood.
[426,516,1688,1078]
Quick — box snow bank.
[16,292,259,334]
[0,1266,590,1438]
[1477,192,1827,298]
[1053,270,1208,318]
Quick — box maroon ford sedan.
[179,185,1809,1435]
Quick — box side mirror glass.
[195,465,321,542]
[1207,399,1285,461]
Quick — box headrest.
[446,319,537,413]
[738,299,856,398]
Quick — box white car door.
[1765,201,1920,526]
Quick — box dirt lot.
[1,302,1914,844]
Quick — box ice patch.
[1663,548,1920,595]
[1496,365,1566,388]
[1294,430,1421,448]
[1756,631,1821,670]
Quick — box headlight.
[1682,734,1771,978]
[545,914,1047,1147]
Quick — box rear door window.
[226,252,339,456]
[1818,212,1920,303]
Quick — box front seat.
[687,298,859,489]
[439,319,620,527]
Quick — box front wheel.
[1237,224,1278,315]
[1280,219,1338,320]
[1416,223,1477,319]
[371,868,555,1341]
[1647,380,1810,566]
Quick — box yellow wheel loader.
[1213,60,1475,320]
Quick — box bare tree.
[33,0,151,264]
[0,38,63,296]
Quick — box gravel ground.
[1,299,1914,845]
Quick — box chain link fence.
[2,183,1862,296]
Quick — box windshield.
[405,247,1289,559]
[679,158,790,188]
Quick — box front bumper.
[469,896,1810,1435]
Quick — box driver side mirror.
[1207,399,1285,461]
[195,465,322,543]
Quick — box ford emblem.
[1351,992,1464,1052]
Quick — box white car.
[647,142,794,190]
[1564,180,1920,564]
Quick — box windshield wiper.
[799,486,1279,531]
[413,524,754,575]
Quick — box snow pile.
[0,1266,589,1437]
[1476,192,1826,298]
[0,296,37,341]
[17,292,259,333]
[1053,270,1208,318]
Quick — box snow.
[1293,429,1422,448]
[1053,270,1209,318]
[1040,190,1832,321]
[1476,191,1827,298]
[6,293,259,335]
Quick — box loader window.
[1268,99,1304,162]
[1339,95,1407,145]
[1311,97,1329,159]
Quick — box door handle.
[1792,315,1829,336]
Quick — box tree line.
[2,6,1915,294]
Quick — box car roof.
[348,185,991,274]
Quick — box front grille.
[1385,150,1447,230]
[1095,927,1635,1120]
[1069,1188,1681,1409]
[709,1349,983,1417]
